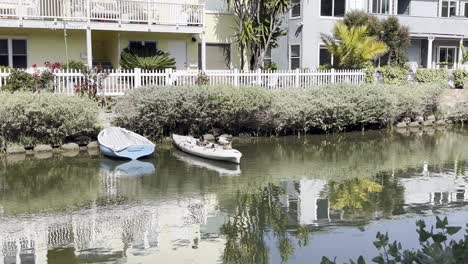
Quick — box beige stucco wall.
[205,13,241,69]
[0,12,240,69]
[0,28,87,67]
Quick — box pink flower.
[32,64,37,68]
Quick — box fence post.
[295,68,300,88]
[256,69,262,86]
[134,68,142,88]
[331,68,335,84]
[165,68,173,86]
[233,69,239,87]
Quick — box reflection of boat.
[173,150,241,176]
[98,127,155,160]
[172,135,242,164]
[100,159,156,177]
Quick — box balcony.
[0,0,204,33]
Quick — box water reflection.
[100,159,156,178]
[173,150,241,177]
[0,129,468,263]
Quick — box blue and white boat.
[98,127,155,160]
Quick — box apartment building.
[271,0,468,70]
[0,0,239,70]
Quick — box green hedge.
[0,92,100,146]
[114,84,443,139]
[415,68,450,83]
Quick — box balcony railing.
[0,0,204,27]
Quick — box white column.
[438,0,443,17]
[459,38,464,69]
[117,32,121,66]
[200,33,206,71]
[86,28,93,68]
[427,36,434,69]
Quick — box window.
[0,39,8,67]
[319,46,332,67]
[12,39,27,68]
[291,0,301,18]
[263,47,272,68]
[205,0,230,12]
[0,39,27,68]
[290,44,300,70]
[199,44,231,70]
[465,3,468,17]
[438,46,456,69]
[397,0,411,15]
[128,41,157,56]
[321,0,345,16]
[441,0,456,17]
[372,0,390,14]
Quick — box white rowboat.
[172,134,242,164]
[98,127,155,160]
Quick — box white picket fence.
[0,68,366,96]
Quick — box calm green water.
[1,128,468,264]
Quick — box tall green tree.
[321,23,388,69]
[343,11,411,66]
[228,0,291,70]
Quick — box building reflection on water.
[0,158,467,264]
[0,160,225,264]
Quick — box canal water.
[1,128,468,264]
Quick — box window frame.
[290,0,301,19]
[441,0,458,17]
[437,46,457,69]
[263,47,272,68]
[0,37,28,69]
[318,45,333,67]
[370,0,391,15]
[320,0,346,17]
[289,44,301,70]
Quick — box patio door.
[437,46,457,68]
[168,41,187,70]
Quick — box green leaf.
[371,256,384,264]
[446,226,462,236]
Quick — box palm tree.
[321,23,388,69]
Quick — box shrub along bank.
[0,92,100,147]
[114,84,448,140]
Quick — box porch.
[408,35,467,70]
[0,28,205,70]
[0,0,204,32]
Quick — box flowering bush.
[4,62,58,92]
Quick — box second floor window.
[441,0,457,17]
[321,0,346,17]
[372,0,390,14]
[291,0,301,18]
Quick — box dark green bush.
[415,68,450,84]
[3,70,37,92]
[452,69,468,89]
[0,92,100,145]
[61,60,87,71]
[378,66,408,85]
[114,84,443,139]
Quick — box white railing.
[0,0,204,27]
[0,68,366,96]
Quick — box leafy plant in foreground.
[321,216,468,264]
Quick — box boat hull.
[99,144,155,160]
[172,135,242,164]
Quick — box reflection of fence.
[0,68,366,96]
